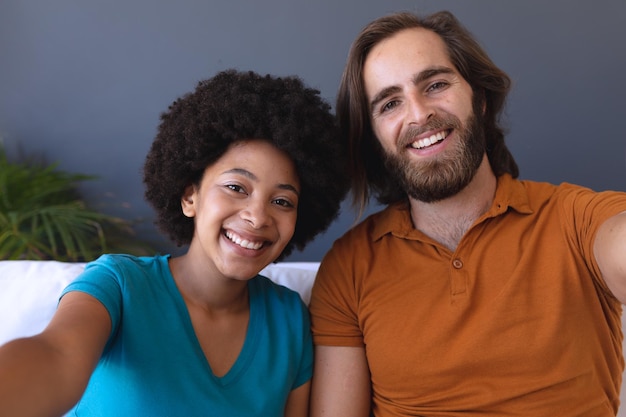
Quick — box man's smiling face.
[363,27,486,202]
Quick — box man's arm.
[310,346,371,417]
[594,210,626,304]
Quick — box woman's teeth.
[225,230,264,250]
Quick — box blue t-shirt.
[61,254,312,416]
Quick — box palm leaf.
[0,144,155,261]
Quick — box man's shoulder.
[326,203,411,260]
[498,175,581,210]
[507,177,626,217]
[517,177,620,201]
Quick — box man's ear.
[181,184,197,218]
[478,89,487,115]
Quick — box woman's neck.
[168,254,249,313]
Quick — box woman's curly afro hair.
[143,69,349,260]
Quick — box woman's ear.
[181,184,197,218]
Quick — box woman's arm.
[0,291,111,417]
[310,346,371,417]
[594,210,626,304]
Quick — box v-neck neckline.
[163,262,264,385]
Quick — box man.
[309,10,626,417]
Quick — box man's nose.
[406,94,434,126]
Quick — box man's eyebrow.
[369,66,456,111]
[223,168,300,196]
[412,66,455,86]
[370,85,402,112]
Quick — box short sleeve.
[60,254,124,344]
[559,185,626,293]
[309,238,365,347]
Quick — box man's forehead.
[363,28,454,93]
[367,28,450,67]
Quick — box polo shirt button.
[452,259,463,269]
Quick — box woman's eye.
[226,184,245,193]
[272,198,295,208]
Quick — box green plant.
[0,145,154,261]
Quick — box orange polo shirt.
[310,174,626,416]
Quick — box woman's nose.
[240,200,272,228]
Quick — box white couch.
[0,260,319,345]
[1,260,625,415]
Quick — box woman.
[0,69,348,416]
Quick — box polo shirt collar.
[491,173,534,216]
[370,200,413,241]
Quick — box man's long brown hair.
[337,11,519,215]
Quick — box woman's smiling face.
[181,139,300,281]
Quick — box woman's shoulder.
[84,253,170,275]
[251,275,307,310]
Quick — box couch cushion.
[260,262,319,305]
[0,261,86,344]
[0,260,319,345]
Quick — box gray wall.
[1,0,625,261]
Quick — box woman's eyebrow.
[223,168,300,196]
[223,168,256,179]
[277,183,300,196]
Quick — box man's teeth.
[410,131,446,149]
[225,231,264,250]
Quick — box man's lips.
[409,129,450,149]
[224,230,267,250]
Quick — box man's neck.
[409,155,497,251]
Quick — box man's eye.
[427,81,448,92]
[381,100,399,113]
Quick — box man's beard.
[381,105,486,203]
